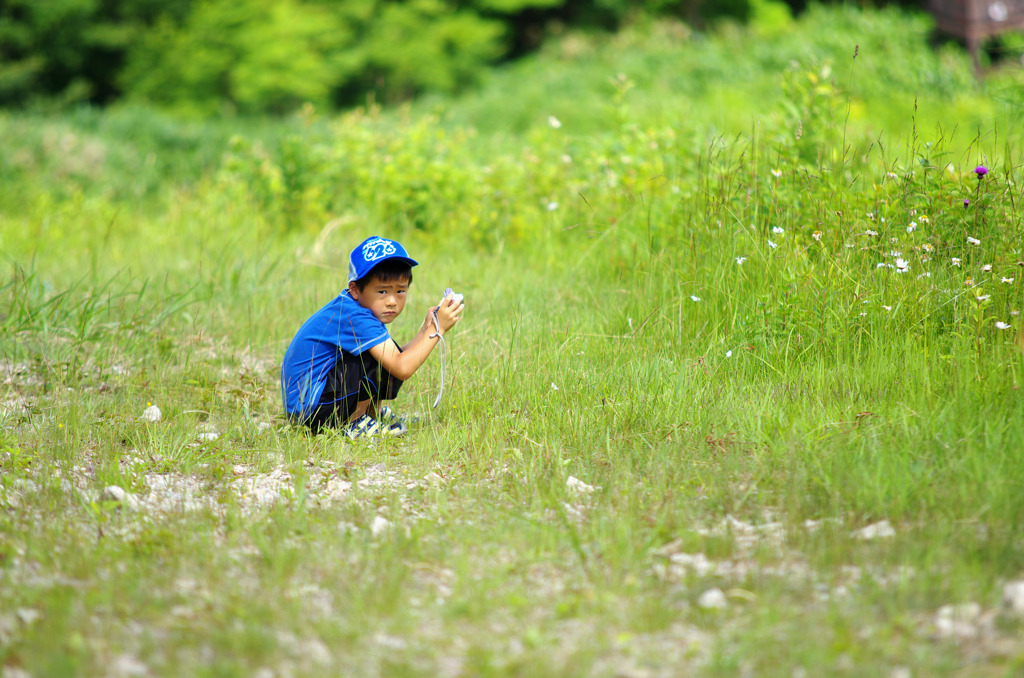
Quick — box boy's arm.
[366,296,463,381]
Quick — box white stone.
[852,520,896,540]
[669,552,716,577]
[108,653,150,677]
[424,472,445,486]
[698,588,727,609]
[890,667,912,678]
[13,479,39,493]
[374,632,408,650]
[140,405,162,423]
[566,476,600,495]
[197,431,219,442]
[101,485,141,510]
[304,637,332,666]
[101,485,128,503]
[934,602,982,639]
[1003,580,1024,616]
[370,515,391,536]
[325,477,351,496]
[16,608,41,625]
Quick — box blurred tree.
[3,0,926,114]
[357,0,505,100]
[122,0,362,115]
[0,0,189,106]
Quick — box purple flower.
[964,198,970,207]
[975,165,988,177]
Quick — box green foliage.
[0,0,189,106]
[5,0,1014,116]
[122,0,363,116]
[3,9,1024,676]
[359,1,504,98]
[0,0,776,115]
[119,0,515,114]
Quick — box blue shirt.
[281,291,389,418]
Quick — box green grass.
[3,4,1024,677]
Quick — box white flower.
[768,239,778,249]
[725,350,733,358]
[877,263,893,269]
[967,236,981,245]
[917,271,931,279]
[890,237,899,244]
[889,250,903,258]
[1002,277,1015,284]
[952,257,962,267]
[982,264,992,272]
[895,258,909,273]
[771,169,782,178]
[859,312,867,317]
[548,115,562,129]
[995,321,1011,330]
[1012,311,1021,317]
[735,256,747,265]
[546,201,559,211]
[922,243,934,252]
[690,295,700,302]
[812,231,823,241]
[551,382,560,390]
[772,226,784,234]
[865,230,878,237]
[882,305,892,311]
[920,215,930,224]
[907,222,917,233]
[976,294,991,302]
[561,154,573,164]
[887,172,898,180]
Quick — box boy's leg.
[305,350,403,435]
[349,399,371,422]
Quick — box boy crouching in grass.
[280,235,464,438]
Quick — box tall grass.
[2,5,1024,677]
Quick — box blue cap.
[348,236,419,283]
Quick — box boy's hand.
[431,292,464,335]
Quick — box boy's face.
[349,276,409,325]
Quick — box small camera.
[442,287,464,307]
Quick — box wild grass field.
[3,5,1024,677]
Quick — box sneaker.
[344,414,407,440]
[377,405,422,427]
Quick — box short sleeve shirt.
[281,291,389,418]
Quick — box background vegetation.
[0,0,1003,114]
[2,2,1024,676]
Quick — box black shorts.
[303,343,403,434]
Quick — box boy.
[280,235,464,437]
